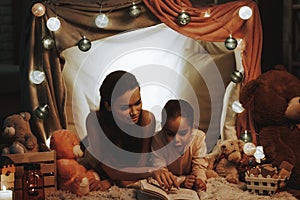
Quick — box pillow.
[61,23,236,152]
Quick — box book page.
[168,188,199,200]
[139,179,200,200]
[140,179,169,200]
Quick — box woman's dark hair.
[161,99,194,127]
[99,70,140,111]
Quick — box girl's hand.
[152,168,179,190]
[194,178,206,191]
[182,175,196,189]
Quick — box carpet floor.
[46,177,298,200]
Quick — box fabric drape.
[20,0,262,145]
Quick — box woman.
[83,70,158,189]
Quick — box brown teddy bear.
[239,67,300,190]
[206,139,244,184]
[1,112,39,154]
[50,129,111,196]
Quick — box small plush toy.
[50,129,111,196]
[1,112,39,154]
[206,139,245,184]
[239,67,300,189]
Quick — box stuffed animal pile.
[206,139,245,184]
[240,67,300,189]
[50,129,111,196]
[0,112,39,155]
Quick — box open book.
[137,178,200,200]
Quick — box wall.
[0,0,22,122]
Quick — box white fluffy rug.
[46,178,297,200]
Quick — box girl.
[151,99,208,191]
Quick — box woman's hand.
[182,175,196,189]
[151,168,179,190]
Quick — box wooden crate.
[6,151,56,200]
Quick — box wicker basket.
[245,174,285,195]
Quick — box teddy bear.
[239,67,300,190]
[0,112,39,155]
[50,129,111,196]
[206,139,245,184]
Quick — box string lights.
[128,2,142,18]
[239,6,253,20]
[31,2,46,17]
[232,100,244,114]
[177,11,191,26]
[95,1,109,28]
[34,104,50,119]
[46,17,61,32]
[29,70,45,85]
[95,13,109,28]
[29,1,253,121]
[41,36,55,50]
[230,70,243,83]
[78,36,92,52]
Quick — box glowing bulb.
[29,70,45,84]
[95,13,109,28]
[254,146,265,163]
[243,142,256,156]
[239,6,252,20]
[232,100,244,113]
[31,3,46,17]
[46,17,61,31]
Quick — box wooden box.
[6,151,56,200]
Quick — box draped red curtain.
[20,0,262,145]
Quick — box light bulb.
[78,36,92,52]
[35,104,50,119]
[232,100,244,113]
[231,70,243,83]
[225,36,238,50]
[254,146,265,163]
[31,3,46,17]
[129,3,142,17]
[239,6,252,20]
[42,36,55,49]
[95,13,109,28]
[46,17,61,32]
[29,70,45,84]
[177,11,191,26]
[243,142,256,156]
[240,130,252,143]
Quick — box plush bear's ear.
[20,112,31,121]
[239,80,260,110]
